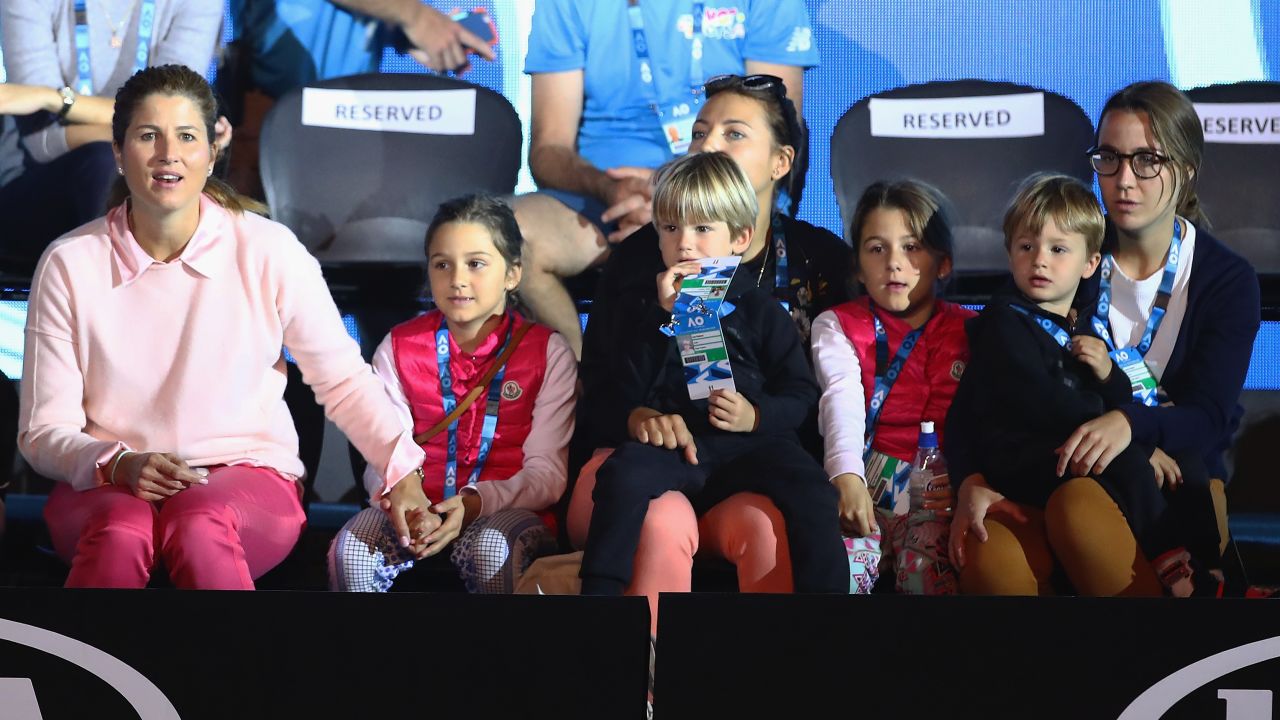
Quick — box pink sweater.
[19,195,424,491]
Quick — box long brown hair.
[109,64,266,215]
[1097,81,1207,227]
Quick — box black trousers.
[0,142,117,275]
[579,434,848,596]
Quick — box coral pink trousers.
[568,449,794,632]
[44,465,306,589]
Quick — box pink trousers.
[44,465,306,589]
[568,449,793,633]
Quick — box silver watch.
[57,86,76,121]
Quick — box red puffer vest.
[829,297,975,463]
[392,310,552,504]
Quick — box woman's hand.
[0,83,57,116]
[947,474,1026,570]
[708,389,757,433]
[1149,447,1183,490]
[114,451,208,502]
[600,166,655,243]
[422,493,481,557]
[380,470,441,557]
[656,260,702,313]
[213,115,233,153]
[1070,335,1114,383]
[1055,410,1133,478]
[833,473,878,537]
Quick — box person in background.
[0,0,224,274]
[515,1,819,356]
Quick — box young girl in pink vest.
[811,180,974,592]
[329,195,576,593]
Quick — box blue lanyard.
[1092,221,1183,355]
[770,213,789,300]
[1010,305,1072,349]
[435,318,514,499]
[72,0,156,96]
[863,313,923,455]
[626,0,704,112]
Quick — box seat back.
[831,80,1095,273]
[1185,81,1280,274]
[259,72,522,265]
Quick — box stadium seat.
[1185,81,1280,275]
[831,80,1095,275]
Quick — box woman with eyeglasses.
[950,81,1260,597]
[567,75,852,630]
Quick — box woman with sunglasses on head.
[568,75,852,629]
[950,81,1260,597]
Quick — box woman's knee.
[45,486,157,564]
[959,517,1048,596]
[1045,477,1161,597]
[637,492,699,562]
[567,448,613,550]
[699,493,785,561]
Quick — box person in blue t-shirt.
[221,0,494,197]
[513,0,819,357]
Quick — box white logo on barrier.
[1117,635,1280,719]
[868,92,1044,139]
[301,88,477,135]
[1194,102,1280,144]
[0,618,180,718]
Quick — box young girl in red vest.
[812,180,974,592]
[329,195,576,593]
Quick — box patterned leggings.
[328,507,556,593]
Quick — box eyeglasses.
[1086,148,1169,179]
[705,74,785,98]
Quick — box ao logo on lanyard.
[1091,221,1183,407]
[435,319,514,498]
[627,0,705,155]
[73,0,156,96]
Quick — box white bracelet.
[108,450,135,486]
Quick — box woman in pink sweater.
[19,64,425,590]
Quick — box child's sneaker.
[1152,548,1194,598]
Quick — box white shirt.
[1105,218,1197,383]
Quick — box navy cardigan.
[1079,222,1261,480]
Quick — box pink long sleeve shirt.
[19,195,425,491]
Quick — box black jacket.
[602,257,819,444]
[945,289,1133,506]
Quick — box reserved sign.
[869,92,1044,139]
[1195,102,1280,144]
[301,88,477,135]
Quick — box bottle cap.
[921,421,935,434]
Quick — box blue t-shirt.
[231,0,383,99]
[525,0,819,174]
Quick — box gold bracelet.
[108,450,134,486]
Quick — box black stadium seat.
[831,80,1095,275]
[1185,81,1280,275]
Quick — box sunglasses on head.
[705,74,786,98]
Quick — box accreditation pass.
[672,257,740,400]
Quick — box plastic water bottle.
[895,421,958,595]
[908,421,948,512]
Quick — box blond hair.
[1003,174,1105,255]
[651,151,758,239]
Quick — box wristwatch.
[56,86,76,122]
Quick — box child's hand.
[832,473,878,537]
[656,260,702,312]
[707,389,757,433]
[628,407,699,465]
[381,470,442,556]
[1056,409,1133,477]
[421,493,481,558]
[1070,335,1114,382]
[1149,447,1183,490]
